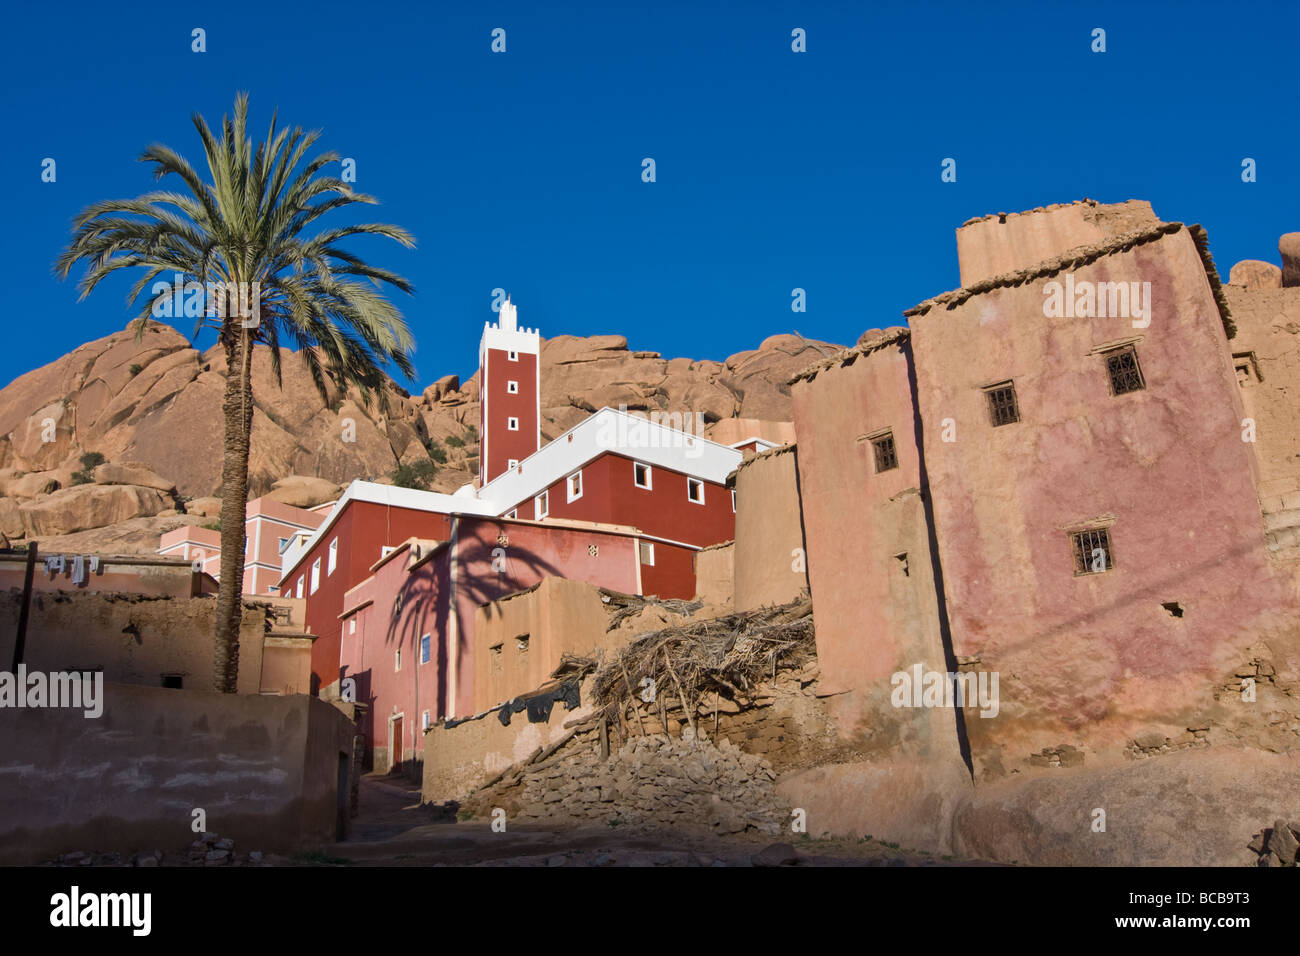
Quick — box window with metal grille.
[1071,528,1113,574]
[985,382,1020,426]
[1105,346,1144,395]
[871,433,898,473]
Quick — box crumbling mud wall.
[0,589,270,693]
[0,683,356,864]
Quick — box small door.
[391,716,403,773]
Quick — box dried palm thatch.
[591,595,815,732]
[597,589,704,631]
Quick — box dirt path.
[315,774,993,867]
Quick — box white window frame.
[296,576,304,599]
[633,461,652,490]
[535,490,549,518]
[349,618,356,634]
[420,633,431,665]
[507,458,519,470]
[422,710,431,731]
[731,489,736,513]
[327,537,338,575]
[507,380,519,394]
[687,477,705,505]
[381,545,396,559]
[395,647,402,672]
[507,416,519,431]
[639,540,655,566]
[505,509,517,519]
[507,350,518,361]
[567,470,583,503]
[310,558,321,594]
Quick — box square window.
[535,490,549,518]
[871,433,898,473]
[984,382,1020,427]
[328,538,338,575]
[1105,346,1145,395]
[1072,528,1114,575]
[507,380,519,394]
[381,545,396,559]
[567,471,583,502]
[507,458,519,470]
[639,540,655,566]
[420,633,431,664]
[634,462,652,489]
[687,477,704,504]
[161,674,183,689]
[507,417,519,431]
[507,350,518,361]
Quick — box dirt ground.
[307,774,995,867]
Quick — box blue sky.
[2,0,1296,392]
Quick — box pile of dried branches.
[598,589,704,631]
[591,595,814,737]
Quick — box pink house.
[338,515,645,772]
[159,496,330,595]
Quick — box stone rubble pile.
[1249,820,1300,867]
[47,833,268,867]
[510,732,784,835]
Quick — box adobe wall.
[472,577,615,714]
[0,589,269,694]
[260,636,313,696]
[908,226,1300,777]
[788,333,972,848]
[692,541,733,606]
[0,683,355,864]
[733,445,807,611]
[0,551,203,599]
[1222,284,1300,503]
[956,199,1160,286]
[422,675,599,803]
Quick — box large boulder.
[185,496,222,517]
[91,461,176,493]
[6,472,60,500]
[264,475,342,509]
[19,483,170,537]
[1281,233,1300,287]
[0,498,23,538]
[1228,259,1282,289]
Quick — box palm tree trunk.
[212,324,255,692]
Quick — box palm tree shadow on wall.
[349,527,569,724]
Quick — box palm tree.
[57,93,417,692]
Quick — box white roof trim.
[477,407,742,511]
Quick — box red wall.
[481,348,539,484]
[282,501,452,694]
[509,452,735,549]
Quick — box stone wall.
[0,588,270,694]
[0,682,356,864]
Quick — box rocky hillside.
[0,320,840,550]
